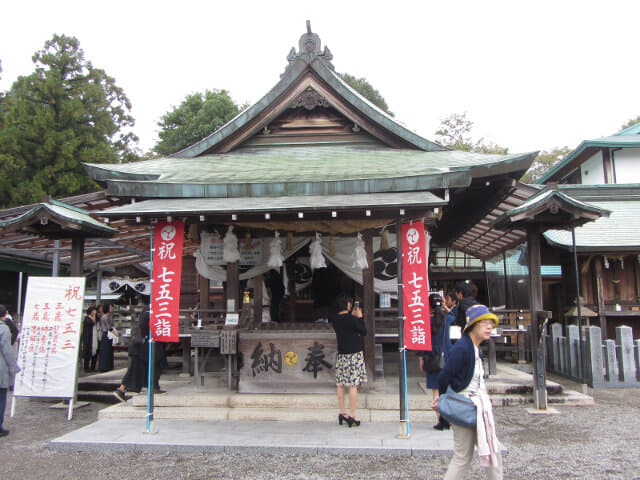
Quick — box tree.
[0,35,137,207]
[435,112,508,154]
[520,146,572,183]
[620,116,640,131]
[154,90,244,156]
[339,73,393,116]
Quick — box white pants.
[444,424,503,480]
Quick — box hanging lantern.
[603,256,610,269]
[244,231,252,249]
[352,232,368,269]
[329,237,336,257]
[223,225,240,263]
[381,227,389,250]
[310,232,327,270]
[287,232,294,251]
[268,231,284,268]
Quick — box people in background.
[98,303,116,372]
[0,304,20,438]
[114,311,165,402]
[331,293,367,428]
[435,304,503,479]
[81,306,99,372]
[455,282,477,329]
[419,294,452,430]
[2,312,18,347]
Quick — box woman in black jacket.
[331,293,367,427]
[81,306,98,372]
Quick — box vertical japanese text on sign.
[151,220,185,342]
[401,221,431,351]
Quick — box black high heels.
[338,413,349,426]
[347,416,361,428]
[433,421,450,430]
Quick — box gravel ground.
[1,375,639,480]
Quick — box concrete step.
[98,403,439,423]
[77,390,122,405]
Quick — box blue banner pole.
[396,219,411,438]
[146,221,155,434]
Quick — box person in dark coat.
[81,306,99,372]
[113,311,165,401]
[455,282,477,329]
[419,294,453,430]
[98,303,116,372]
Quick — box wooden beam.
[362,230,376,379]
[226,261,240,312]
[594,257,607,340]
[70,237,84,276]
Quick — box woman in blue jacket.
[434,304,503,480]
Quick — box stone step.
[98,403,439,423]
[77,390,122,405]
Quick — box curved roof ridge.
[171,27,446,157]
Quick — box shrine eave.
[492,187,610,231]
[0,200,118,239]
[96,191,448,219]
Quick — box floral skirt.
[335,351,368,387]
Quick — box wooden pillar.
[226,262,239,312]
[199,275,209,313]
[362,230,375,379]
[253,274,264,326]
[602,148,614,184]
[70,237,84,276]
[287,259,296,323]
[527,224,548,409]
[634,256,640,306]
[594,257,607,340]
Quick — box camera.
[353,301,360,310]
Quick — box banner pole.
[146,221,156,434]
[396,219,410,438]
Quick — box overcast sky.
[2,1,639,155]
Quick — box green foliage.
[520,146,572,183]
[435,112,508,154]
[154,90,244,156]
[620,116,640,131]
[0,35,137,208]
[339,73,393,116]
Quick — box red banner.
[401,221,431,351]
[151,220,184,342]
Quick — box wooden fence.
[545,324,640,388]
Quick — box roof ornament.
[286,20,334,71]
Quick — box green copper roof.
[0,199,118,238]
[99,191,448,217]
[84,145,536,198]
[536,134,640,184]
[171,28,446,157]
[493,188,608,230]
[543,199,640,251]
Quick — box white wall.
[613,148,640,184]
[580,151,605,184]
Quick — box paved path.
[51,417,455,456]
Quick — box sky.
[1,0,639,155]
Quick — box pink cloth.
[470,392,500,468]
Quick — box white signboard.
[200,231,263,266]
[14,277,85,398]
[225,313,239,326]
